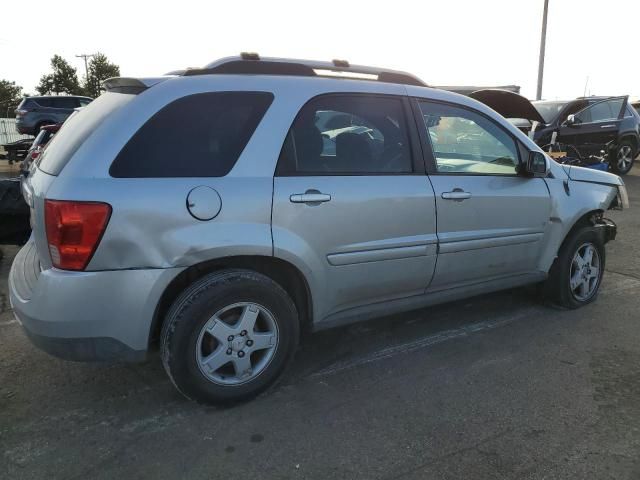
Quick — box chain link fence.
[0,119,32,146]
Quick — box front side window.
[575,98,624,123]
[418,101,519,175]
[110,91,273,177]
[278,95,412,175]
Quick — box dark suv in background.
[15,95,92,135]
[471,91,640,174]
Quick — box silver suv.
[10,56,629,404]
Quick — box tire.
[609,139,636,175]
[0,179,29,216]
[542,226,605,309]
[161,269,299,405]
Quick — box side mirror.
[525,151,549,177]
[564,114,580,127]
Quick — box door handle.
[600,124,616,128]
[290,192,331,204]
[442,190,472,201]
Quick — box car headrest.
[335,132,371,171]
[293,123,323,169]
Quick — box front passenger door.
[415,100,551,290]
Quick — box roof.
[26,95,93,100]
[184,54,428,87]
[436,85,521,96]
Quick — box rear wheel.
[161,269,299,404]
[610,140,636,175]
[542,226,605,308]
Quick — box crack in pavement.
[382,428,514,480]
[311,307,540,378]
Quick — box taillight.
[30,149,40,160]
[44,200,112,271]
[15,109,28,117]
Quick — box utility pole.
[75,53,96,83]
[536,0,549,100]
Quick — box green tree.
[0,79,23,116]
[36,55,82,95]
[83,53,120,98]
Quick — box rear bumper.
[21,325,146,362]
[15,120,33,135]
[9,240,184,362]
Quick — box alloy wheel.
[569,242,601,302]
[617,145,634,172]
[195,302,279,386]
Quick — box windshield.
[532,101,568,123]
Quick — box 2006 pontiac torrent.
[10,55,629,404]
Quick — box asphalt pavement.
[2,167,640,479]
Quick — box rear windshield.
[109,91,273,178]
[17,98,30,110]
[37,92,135,175]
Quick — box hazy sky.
[1,0,639,100]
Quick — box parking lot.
[1,166,639,479]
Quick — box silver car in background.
[10,55,628,404]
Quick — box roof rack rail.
[182,54,427,87]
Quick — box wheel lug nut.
[246,340,253,347]
[226,348,232,355]
[228,335,234,341]
[238,351,245,358]
[240,330,247,336]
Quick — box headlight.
[614,184,630,210]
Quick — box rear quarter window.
[38,92,136,175]
[109,91,274,178]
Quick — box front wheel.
[161,270,299,404]
[542,226,605,308]
[610,140,636,175]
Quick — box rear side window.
[277,94,412,175]
[53,97,79,109]
[110,92,274,178]
[34,98,53,108]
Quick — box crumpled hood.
[562,165,624,186]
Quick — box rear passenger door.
[414,99,551,290]
[272,94,437,322]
